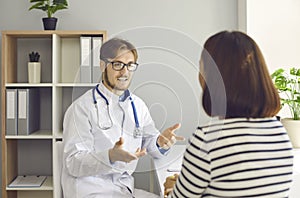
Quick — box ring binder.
[18,88,40,135]
[80,36,92,83]
[92,36,103,83]
[6,89,18,135]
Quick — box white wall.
[247,0,300,70]
[245,0,300,118]
[0,0,238,193]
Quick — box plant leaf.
[271,68,284,78]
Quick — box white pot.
[28,62,41,83]
[281,118,300,148]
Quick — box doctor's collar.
[119,89,130,102]
[98,82,131,102]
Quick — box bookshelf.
[1,30,107,198]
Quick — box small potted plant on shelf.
[271,67,300,148]
[28,51,41,83]
[29,0,68,30]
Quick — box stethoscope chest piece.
[134,127,143,138]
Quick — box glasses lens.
[112,62,124,70]
[111,62,138,71]
[127,63,138,71]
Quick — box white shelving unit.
[1,30,107,198]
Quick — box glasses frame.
[107,61,139,71]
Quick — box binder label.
[19,91,27,119]
[7,92,16,119]
[81,38,91,66]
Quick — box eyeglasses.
[108,61,139,71]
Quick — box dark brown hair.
[100,37,138,62]
[199,31,280,118]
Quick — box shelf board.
[6,83,53,87]
[55,83,97,87]
[6,176,53,191]
[54,131,63,139]
[2,30,106,38]
[6,130,53,139]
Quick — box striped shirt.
[171,117,294,198]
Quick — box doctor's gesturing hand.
[157,123,185,149]
[109,137,147,163]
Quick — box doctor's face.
[103,50,136,95]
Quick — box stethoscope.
[92,84,143,138]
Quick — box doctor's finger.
[168,123,181,132]
[163,124,181,137]
[174,134,185,141]
[114,137,124,148]
[160,135,171,146]
[135,147,146,153]
[135,148,147,158]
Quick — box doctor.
[61,38,184,198]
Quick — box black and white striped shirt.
[172,117,294,198]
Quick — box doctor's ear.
[100,60,106,72]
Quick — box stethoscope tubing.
[92,84,141,136]
[129,97,140,129]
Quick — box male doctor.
[61,38,184,198]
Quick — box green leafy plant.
[29,0,68,18]
[271,67,300,120]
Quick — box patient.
[164,31,294,197]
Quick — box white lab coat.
[61,83,165,198]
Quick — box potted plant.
[271,67,300,148]
[29,0,68,30]
[28,51,41,83]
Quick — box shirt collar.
[119,89,130,102]
[97,82,130,102]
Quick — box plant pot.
[42,17,57,30]
[281,118,300,148]
[28,62,41,83]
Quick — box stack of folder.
[6,88,40,135]
[80,36,103,83]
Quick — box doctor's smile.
[117,76,129,81]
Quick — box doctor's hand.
[109,137,147,163]
[157,123,185,150]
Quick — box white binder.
[92,36,103,83]
[18,89,40,135]
[6,89,18,135]
[80,36,92,83]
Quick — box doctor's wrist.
[157,136,172,150]
[156,138,170,155]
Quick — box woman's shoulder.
[198,117,280,130]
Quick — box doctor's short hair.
[100,38,138,62]
[199,30,280,118]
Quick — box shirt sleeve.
[156,141,170,155]
[171,129,211,197]
[62,101,115,177]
